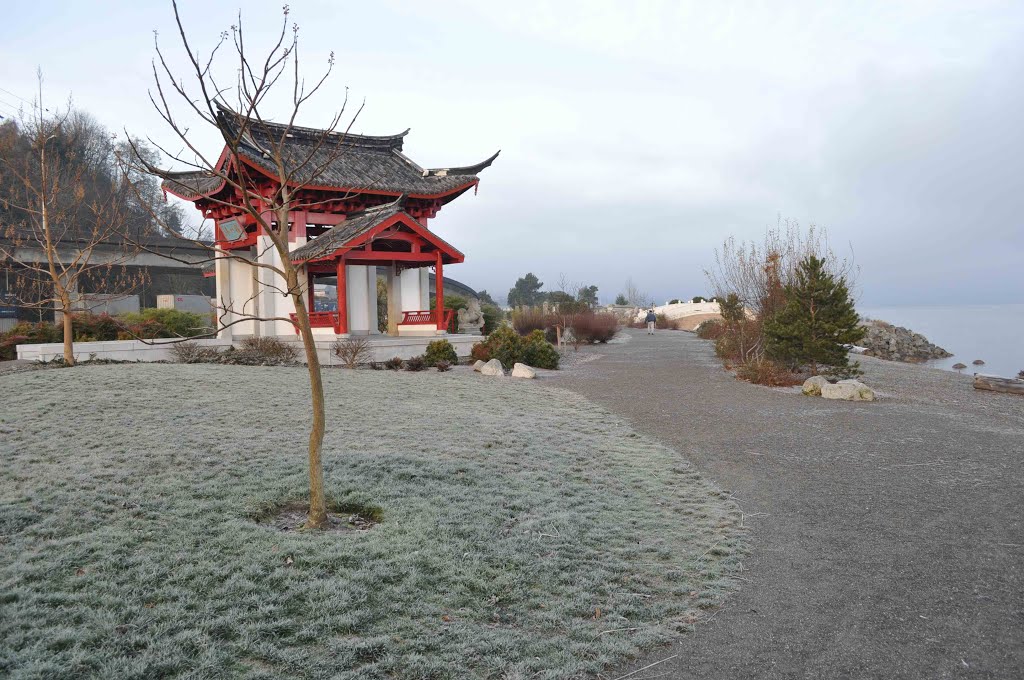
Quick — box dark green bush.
[521,330,560,369]
[118,308,211,338]
[0,322,63,360]
[423,339,458,367]
[475,326,559,370]
[481,303,502,336]
[72,313,122,341]
[485,326,523,370]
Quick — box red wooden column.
[335,258,348,335]
[435,251,445,331]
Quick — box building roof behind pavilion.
[162,103,499,201]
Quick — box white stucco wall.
[227,254,256,336]
[346,264,370,334]
[400,268,422,312]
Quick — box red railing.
[289,311,340,334]
[401,309,454,329]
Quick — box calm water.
[860,304,1024,379]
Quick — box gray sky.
[3,1,1022,306]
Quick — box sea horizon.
[859,302,1023,379]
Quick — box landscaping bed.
[0,365,744,678]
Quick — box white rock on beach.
[480,359,505,377]
[473,360,485,372]
[821,379,875,401]
[511,363,537,379]
[802,376,830,396]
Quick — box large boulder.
[821,379,875,401]
[511,363,537,379]
[480,358,505,377]
[473,360,485,372]
[802,376,830,396]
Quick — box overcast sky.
[3,1,1022,306]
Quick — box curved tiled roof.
[162,104,499,200]
[290,200,404,263]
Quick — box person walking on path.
[645,309,657,335]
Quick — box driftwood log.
[973,375,1024,396]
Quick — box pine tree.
[764,255,864,375]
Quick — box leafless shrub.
[404,356,426,372]
[332,336,372,369]
[695,319,725,340]
[169,341,222,363]
[569,312,619,347]
[239,337,299,362]
[435,360,452,372]
[512,308,551,336]
[705,217,857,319]
[735,357,802,387]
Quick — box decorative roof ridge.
[344,194,407,219]
[214,101,410,151]
[161,169,216,178]
[424,150,501,177]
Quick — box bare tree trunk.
[61,300,75,366]
[287,268,327,528]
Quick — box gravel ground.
[555,329,1024,679]
[0,363,744,679]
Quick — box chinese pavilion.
[161,105,497,339]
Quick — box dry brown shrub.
[333,336,372,368]
[169,341,222,363]
[239,336,299,362]
[735,358,802,387]
[570,312,619,345]
[695,319,725,340]
[511,308,552,336]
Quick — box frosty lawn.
[0,365,744,678]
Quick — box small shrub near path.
[0,365,744,679]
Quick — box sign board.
[219,218,245,242]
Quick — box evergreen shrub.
[474,326,559,370]
[522,330,560,370]
[423,339,458,367]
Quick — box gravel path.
[555,329,1024,679]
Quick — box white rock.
[480,358,505,377]
[802,376,830,396]
[511,363,537,379]
[473,360,485,372]
[821,380,875,401]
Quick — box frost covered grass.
[0,365,744,679]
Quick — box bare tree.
[128,2,365,528]
[704,216,858,318]
[623,277,652,308]
[0,75,145,365]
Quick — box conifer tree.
[764,255,864,375]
